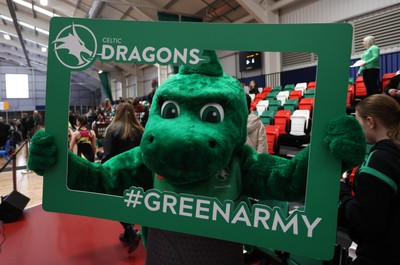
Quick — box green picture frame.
[43,17,352,260]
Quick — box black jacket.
[384,74,400,104]
[101,128,142,164]
[339,139,400,264]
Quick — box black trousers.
[362,68,380,96]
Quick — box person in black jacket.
[101,102,144,254]
[383,72,400,104]
[339,94,400,265]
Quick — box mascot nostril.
[148,135,154,143]
[209,140,217,148]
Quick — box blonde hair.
[356,94,400,148]
[363,35,376,49]
[105,102,143,140]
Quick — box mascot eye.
[161,100,180,119]
[200,103,224,123]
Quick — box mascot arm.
[241,145,309,202]
[67,147,153,195]
[241,115,366,202]
[28,131,153,196]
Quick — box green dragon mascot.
[28,51,365,265]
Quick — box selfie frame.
[43,17,352,260]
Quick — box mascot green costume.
[28,51,365,265]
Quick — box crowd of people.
[0,110,43,152]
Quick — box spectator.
[245,94,268,153]
[339,94,400,265]
[20,113,29,140]
[357,36,380,96]
[248,80,259,95]
[0,117,9,148]
[101,102,144,253]
[33,110,43,133]
[69,115,96,162]
[384,70,400,104]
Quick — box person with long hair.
[357,35,380,96]
[101,102,144,163]
[69,115,96,162]
[101,102,144,253]
[339,94,400,265]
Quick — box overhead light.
[0,15,13,22]
[41,47,47,52]
[13,0,59,17]
[36,27,49,35]
[4,34,11,40]
[40,0,48,6]
[19,21,35,30]
[98,70,103,74]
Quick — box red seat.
[265,125,280,154]
[307,81,316,90]
[274,110,291,135]
[255,93,266,101]
[382,73,396,93]
[263,86,272,93]
[298,98,315,114]
[355,77,367,97]
[289,90,303,101]
[347,85,355,107]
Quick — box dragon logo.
[53,23,97,69]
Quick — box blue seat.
[0,140,11,161]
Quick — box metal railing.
[0,140,29,191]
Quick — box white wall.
[280,0,400,23]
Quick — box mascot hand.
[28,130,58,176]
[324,115,366,169]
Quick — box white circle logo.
[53,23,97,69]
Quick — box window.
[5,74,29,98]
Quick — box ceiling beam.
[0,3,49,31]
[6,0,30,67]
[234,14,253,23]
[270,0,303,11]
[0,23,48,46]
[0,40,46,60]
[88,0,106,18]
[236,0,279,23]
[163,0,179,10]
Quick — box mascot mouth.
[141,133,229,185]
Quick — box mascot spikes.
[28,50,366,265]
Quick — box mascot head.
[141,51,247,185]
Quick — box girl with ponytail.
[339,94,400,265]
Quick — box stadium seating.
[294,82,307,95]
[274,110,291,134]
[268,100,282,111]
[277,91,290,105]
[272,85,282,92]
[307,81,316,89]
[290,110,310,136]
[283,99,298,113]
[381,72,396,93]
[298,98,314,114]
[267,91,279,100]
[303,89,315,98]
[256,100,269,115]
[289,90,303,101]
[355,76,367,97]
[265,125,280,154]
[283,84,295,92]
[259,110,276,125]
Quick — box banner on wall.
[43,18,352,260]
